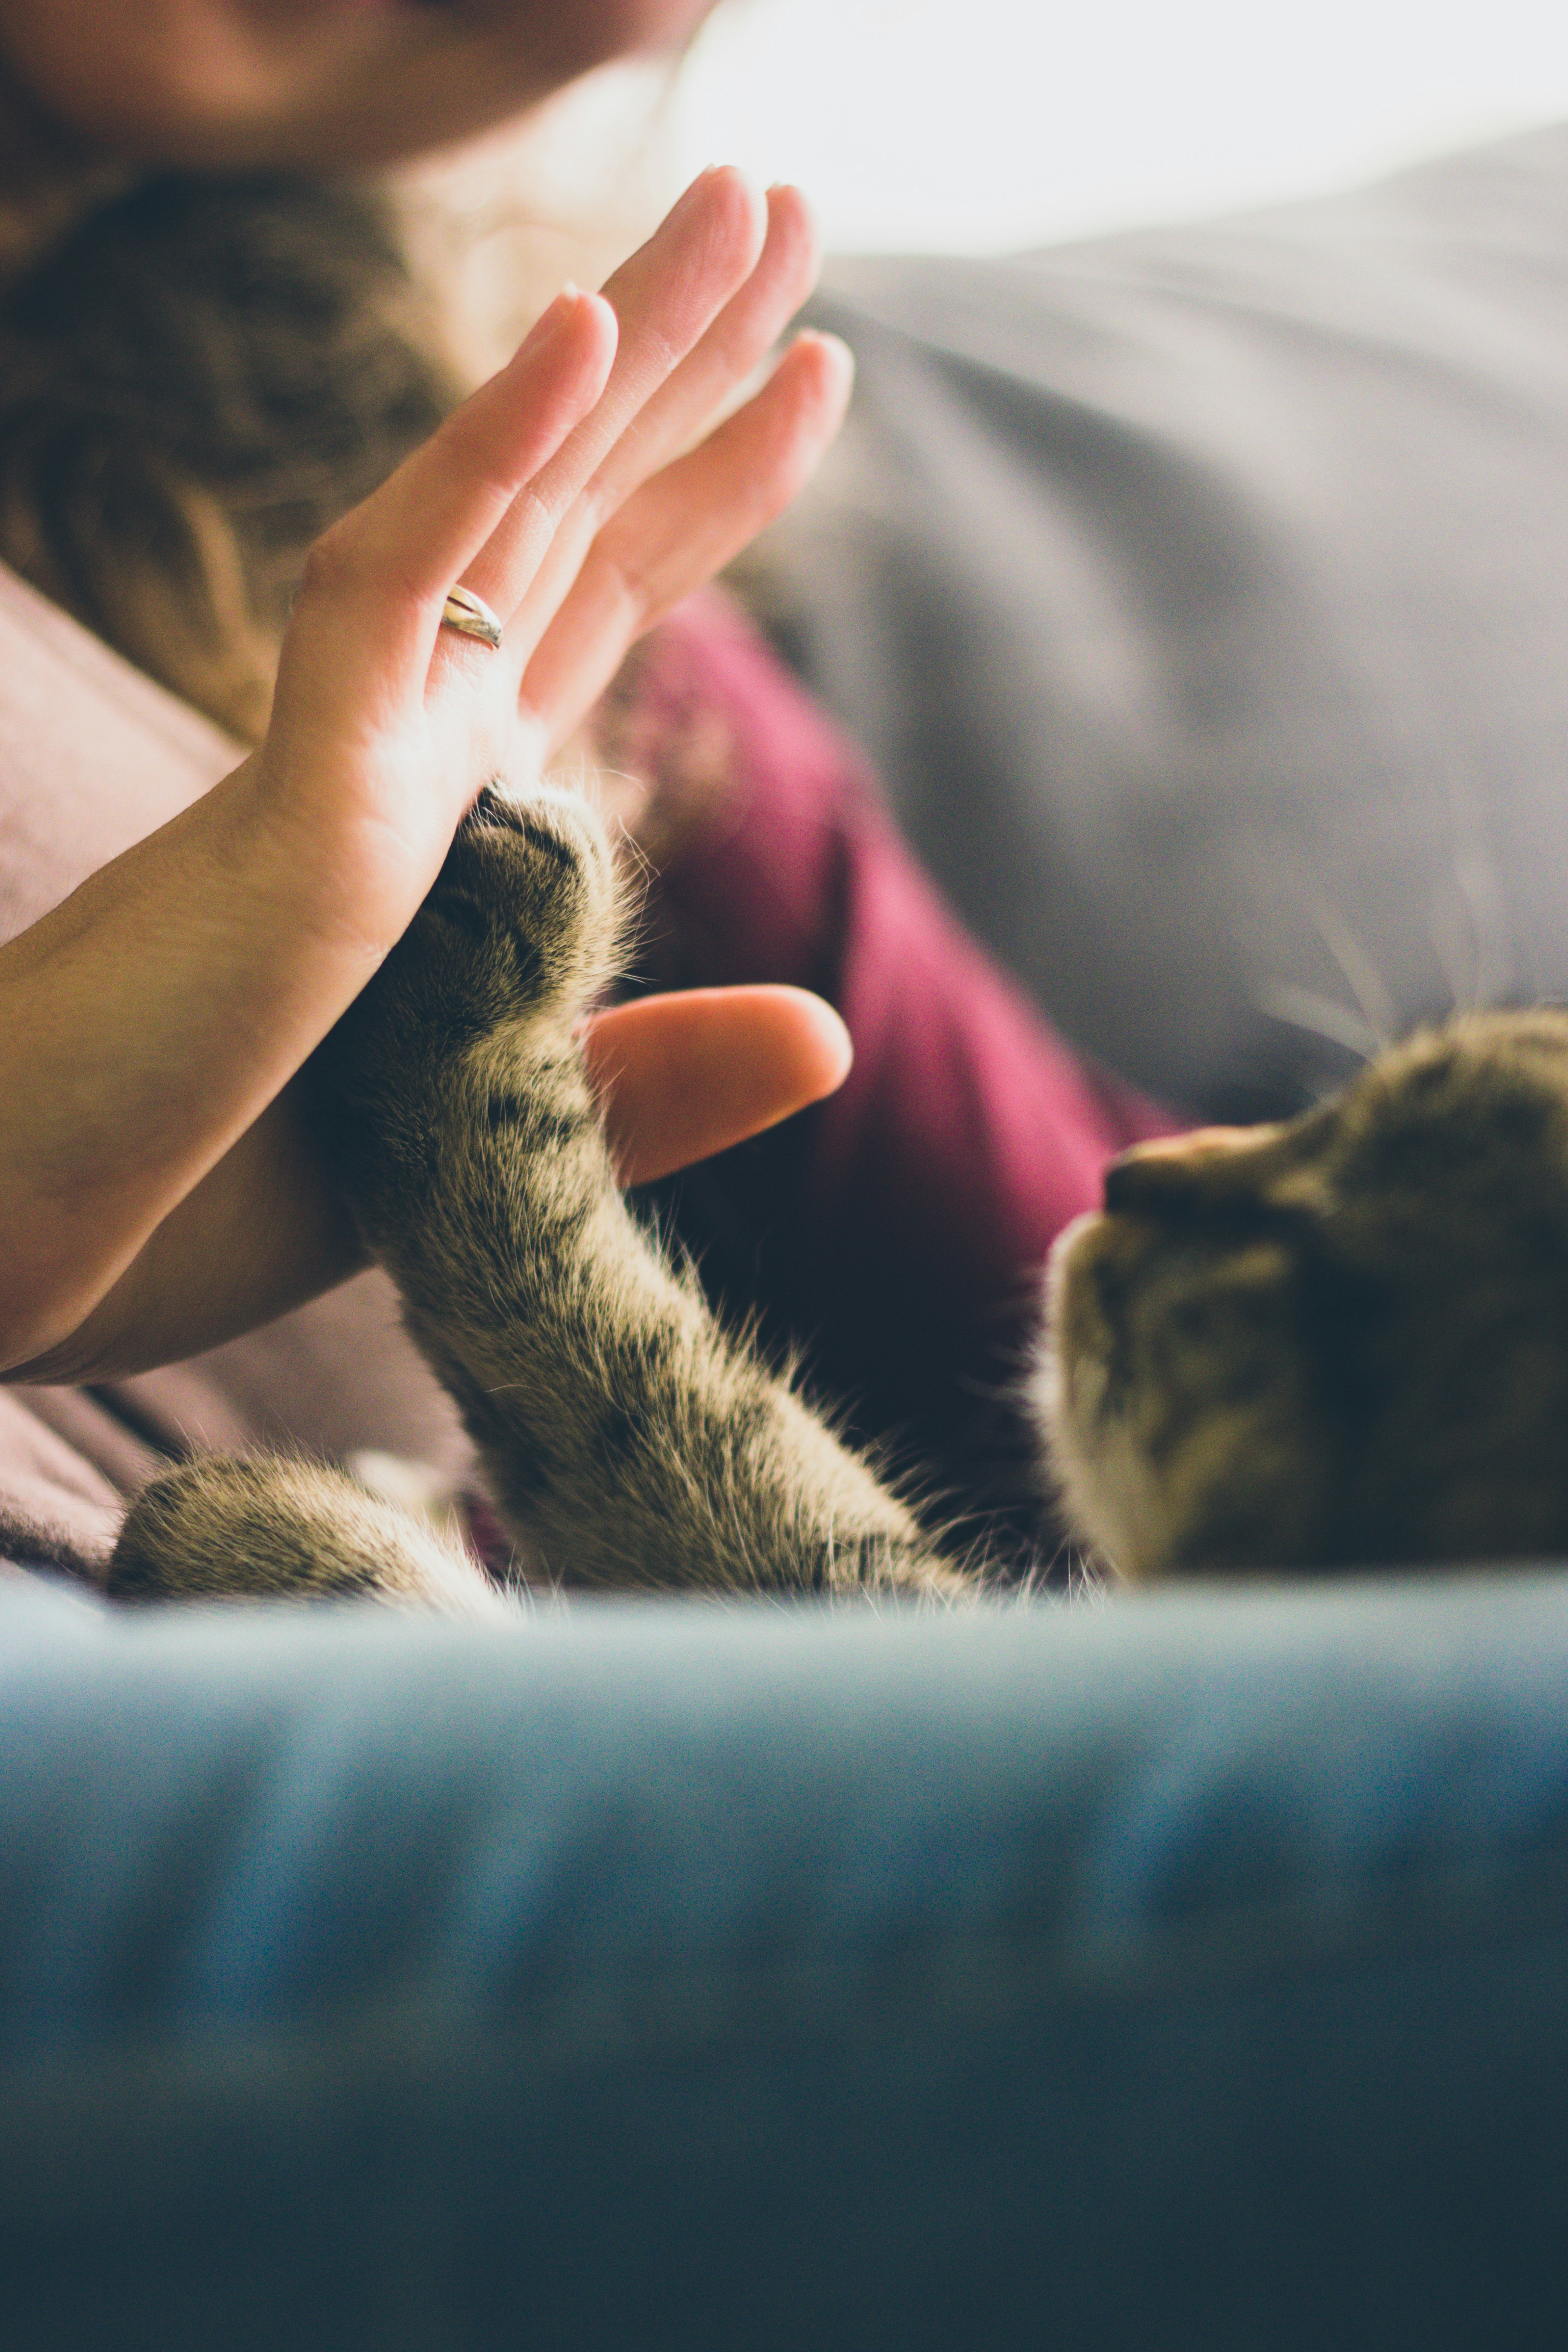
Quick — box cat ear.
[1102,1122,1335,1219]
[1102,1125,1280,1213]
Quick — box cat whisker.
[1292,875,1397,1051]
[1254,981,1379,1061]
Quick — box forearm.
[7,1083,367,1384]
[0,758,392,1373]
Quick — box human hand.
[253,167,850,946]
[0,170,853,1378]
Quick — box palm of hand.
[254,169,851,958]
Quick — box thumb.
[582,985,852,1187]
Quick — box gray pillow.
[757,124,1568,1118]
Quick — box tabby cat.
[108,783,1568,1608]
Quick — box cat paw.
[416,782,622,1037]
[106,1454,517,1619]
[310,782,621,1155]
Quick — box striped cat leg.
[313,788,968,1602]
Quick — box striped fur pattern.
[108,788,969,1612]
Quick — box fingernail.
[513,284,582,365]
[679,163,743,208]
[797,328,855,371]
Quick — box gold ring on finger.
[440,585,504,650]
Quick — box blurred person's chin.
[0,0,716,173]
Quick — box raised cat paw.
[305,782,961,1602]
[308,782,623,1245]
[412,781,621,1035]
[350,780,618,1059]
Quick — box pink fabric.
[633,596,1182,1531]
[0,562,236,938]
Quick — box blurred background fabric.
[739,125,1568,1118]
[673,0,1568,252]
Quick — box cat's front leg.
[311,786,969,1602]
[106,1454,516,1618]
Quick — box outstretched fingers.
[459,168,778,636]
[499,184,823,675]
[271,170,808,774]
[590,182,822,521]
[268,287,618,752]
[523,330,854,746]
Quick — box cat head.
[1034,1010,1568,1580]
